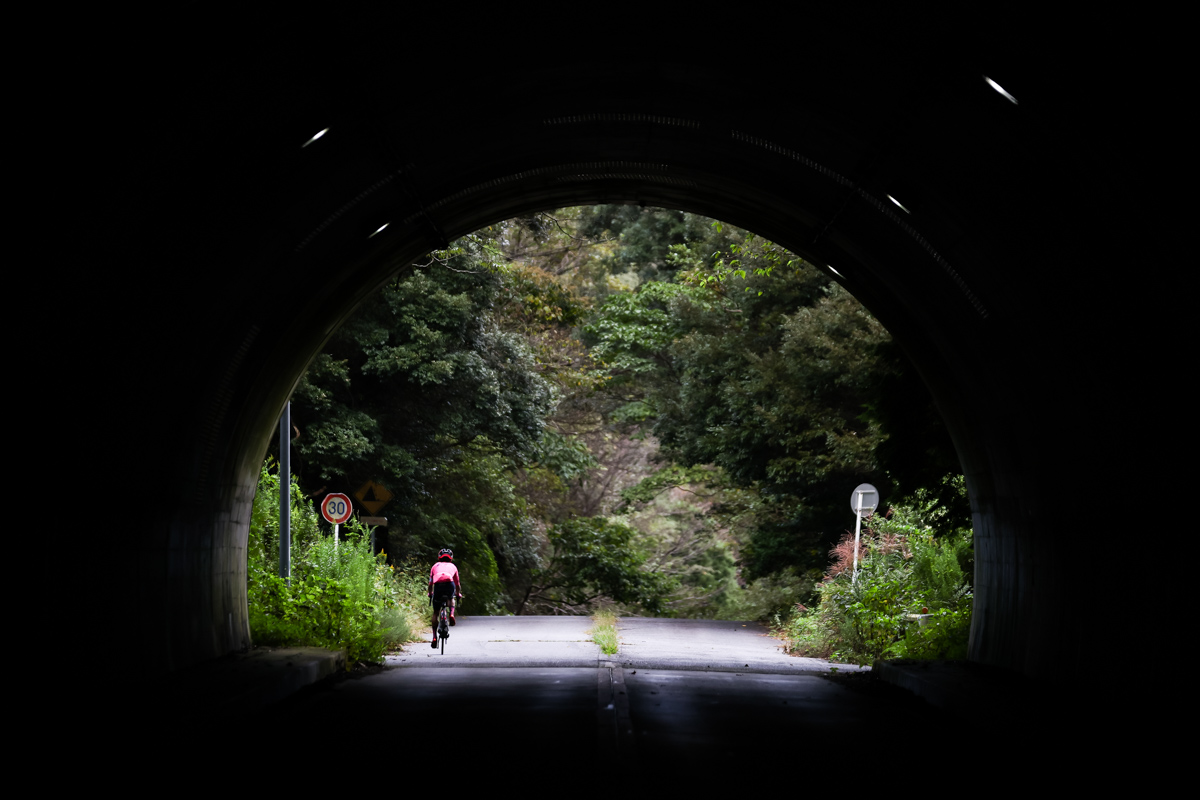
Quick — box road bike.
[432,593,460,655]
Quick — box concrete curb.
[872,658,1030,724]
[226,646,346,710]
[159,646,346,718]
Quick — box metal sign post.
[849,483,879,583]
[279,402,291,586]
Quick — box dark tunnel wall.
[81,10,1176,681]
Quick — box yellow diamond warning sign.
[354,480,393,515]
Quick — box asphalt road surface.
[386,616,861,673]
[114,616,1141,787]
[257,617,970,783]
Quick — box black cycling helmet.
[438,548,454,561]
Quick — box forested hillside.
[273,207,969,619]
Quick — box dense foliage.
[778,490,974,665]
[288,238,554,613]
[247,463,426,662]
[283,231,668,616]
[517,516,675,614]
[261,206,971,640]
[583,231,898,582]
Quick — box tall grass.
[590,609,619,655]
[385,562,434,644]
[247,462,427,662]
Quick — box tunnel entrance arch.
[94,12,1168,685]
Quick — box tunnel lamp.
[984,76,1018,105]
[302,128,330,147]
[370,222,390,238]
[827,264,844,278]
[887,194,911,214]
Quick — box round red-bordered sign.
[321,493,353,524]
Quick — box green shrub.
[379,606,413,647]
[909,535,967,610]
[246,462,426,663]
[775,500,973,665]
[384,560,434,643]
[721,567,818,622]
[779,610,836,658]
[898,595,972,661]
[249,568,389,663]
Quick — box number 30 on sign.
[321,493,353,525]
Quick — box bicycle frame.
[438,597,456,628]
[434,593,456,654]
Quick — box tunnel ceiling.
[79,10,1177,678]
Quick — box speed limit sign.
[321,493,353,525]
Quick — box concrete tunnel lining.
[80,11,1176,687]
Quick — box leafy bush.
[519,516,675,615]
[777,500,973,665]
[248,563,389,663]
[719,567,818,622]
[247,462,425,662]
[897,598,972,661]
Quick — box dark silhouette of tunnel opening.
[89,12,1173,697]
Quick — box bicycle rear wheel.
[438,609,449,654]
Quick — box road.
[385,616,858,674]
[117,615,1138,786]
[258,617,967,781]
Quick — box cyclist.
[428,548,463,649]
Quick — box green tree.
[516,516,674,615]
[288,235,555,612]
[575,205,720,285]
[584,234,898,579]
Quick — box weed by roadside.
[590,609,619,655]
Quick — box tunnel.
[83,10,1173,692]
